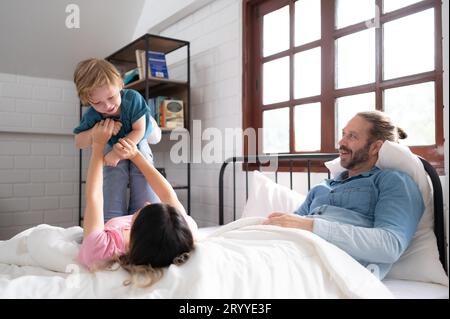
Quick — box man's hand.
[91,119,114,146]
[113,138,139,160]
[112,121,122,136]
[263,212,314,231]
[104,150,121,167]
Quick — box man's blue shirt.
[73,89,153,146]
[295,167,424,279]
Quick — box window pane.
[295,0,321,46]
[263,5,289,57]
[383,0,422,13]
[335,93,375,147]
[263,57,290,105]
[384,82,435,146]
[336,0,375,29]
[263,107,290,153]
[336,28,375,88]
[294,47,321,99]
[384,9,434,80]
[295,103,321,151]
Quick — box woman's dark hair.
[102,203,194,288]
[128,203,194,268]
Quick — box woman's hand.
[91,119,114,146]
[113,138,139,160]
[112,120,122,136]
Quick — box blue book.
[147,51,169,78]
[148,96,167,125]
[147,98,156,118]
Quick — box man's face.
[338,116,373,170]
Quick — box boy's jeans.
[103,140,160,221]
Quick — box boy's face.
[88,85,121,116]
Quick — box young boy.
[73,58,160,221]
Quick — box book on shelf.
[135,50,169,79]
[123,68,139,85]
[135,50,144,79]
[147,97,184,129]
[147,96,167,125]
[161,99,184,129]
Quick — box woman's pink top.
[78,214,198,270]
[78,215,132,270]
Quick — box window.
[243,0,444,172]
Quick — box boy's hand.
[112,121,122,136]
[91,119,114,146]
[113,138,139,160]
[104,150,121,167]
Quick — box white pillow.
[325,141,448,285]
[147,116,161,144]
[242,171,306,218]
[27,225,83,273]
[0,224,83,273]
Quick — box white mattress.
[383,279,449,299]
[197,226,449,299]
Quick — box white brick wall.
[0,73,79,239]
[0,73,79,135]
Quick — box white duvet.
[0,217,393,298]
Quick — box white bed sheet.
[197,225,221,239]
[197,226,449,299]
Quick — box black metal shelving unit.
[78,33,191,225]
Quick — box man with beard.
[263,111,424,279]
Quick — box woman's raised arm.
[83,119,114,239]
[113,138,187,216]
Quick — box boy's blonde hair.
[73,58,123,105]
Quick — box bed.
[217,142,448,299]
[0,143,447,299]
[0,220,394,298]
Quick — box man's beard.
[340,142,371,170]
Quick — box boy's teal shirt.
[74,89,153,146]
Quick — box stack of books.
[135,50,169,79]
[148,97,184,129]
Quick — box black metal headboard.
[418,157,447,269]
[218,153,447,271]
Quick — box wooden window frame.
[242,0,444,174]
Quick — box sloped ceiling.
[0,0,146,80]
